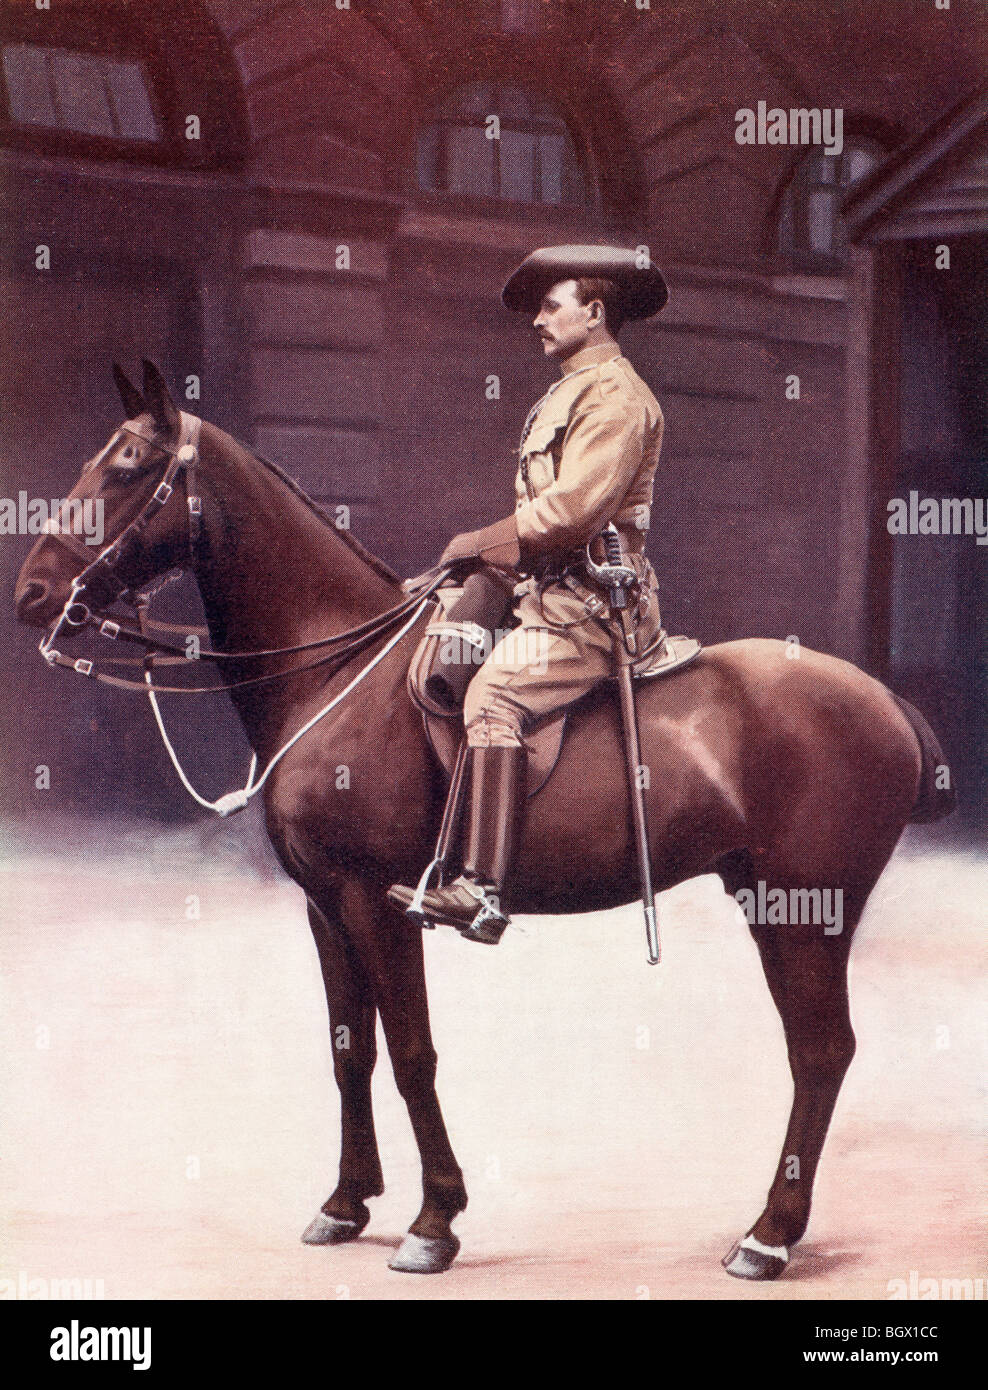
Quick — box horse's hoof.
[722,1236,789,1281]
[301,1211,368,1246]
[387,1231,460,1274]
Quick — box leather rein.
[33,412,446,816]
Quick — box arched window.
[416,81,587,207]
[0,1,245,169]
[778,140,885,270]
[3,43,160,143]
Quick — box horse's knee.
[390,1043,439,1101]
[790,1026,856,1086]
[332,1049,376,1094]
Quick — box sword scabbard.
[611,619,660,965]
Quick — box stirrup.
[403,855,443,929]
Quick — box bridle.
[34,411,445,814]
[38,412,205,677]
[38,411,443,690]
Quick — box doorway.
[884,236,988,827]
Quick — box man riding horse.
[389,244,668,945]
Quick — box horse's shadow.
[342,1233,532,1268]
[774,1242,864,1281]
[326,1229,867,1279]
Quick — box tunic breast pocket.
[520,418,567,496]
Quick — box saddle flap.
[419,631,702,802]
[421,710,567,802]
[631,633,702,680]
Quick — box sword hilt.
[585,523,636,611]
[602,524,623,567]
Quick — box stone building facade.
[1,0,984,818]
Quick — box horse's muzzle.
[13,579,51,625]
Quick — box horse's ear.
[112,362,146,420]
[141,359,180,436]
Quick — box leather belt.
[525,528,645,583]
[525,550,583,583]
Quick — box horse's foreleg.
[724,916,858,1281]
[301,896,384,1246]
[338,877,467,1274]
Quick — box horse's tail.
[888,691,957,824]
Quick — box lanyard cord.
[143,595,433,817]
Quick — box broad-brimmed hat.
[501,244,668,319]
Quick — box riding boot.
[388,746,526,945]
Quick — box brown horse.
[14,362,953,1279]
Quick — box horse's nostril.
[15,579,50,619]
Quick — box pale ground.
[1,814,985,1302]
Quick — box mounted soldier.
[14,346,951,1280]
[388,244,669,946]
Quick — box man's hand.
[440,515,522,573]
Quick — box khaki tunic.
[464,341,665,748]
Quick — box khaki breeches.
[463,578,661,748]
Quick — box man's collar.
[559,341,623,376]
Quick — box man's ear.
[141,359,180,436]
[112,362,146,420]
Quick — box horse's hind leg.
[301,896,385,1246]
[723,907,860,1281]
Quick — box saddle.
[407,569,701,798]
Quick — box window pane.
[418,81,586,207]
[807,188,835,253]
[500,128,535,200]
[105,58,158,140]
[50,49,115,137]
[780,142,885,266]
[416,123,439,190]
[3,44,159,143]
[446,124,495,195]
[3,44,57,126]
[542,132,574,204]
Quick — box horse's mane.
[246,442,401,586]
